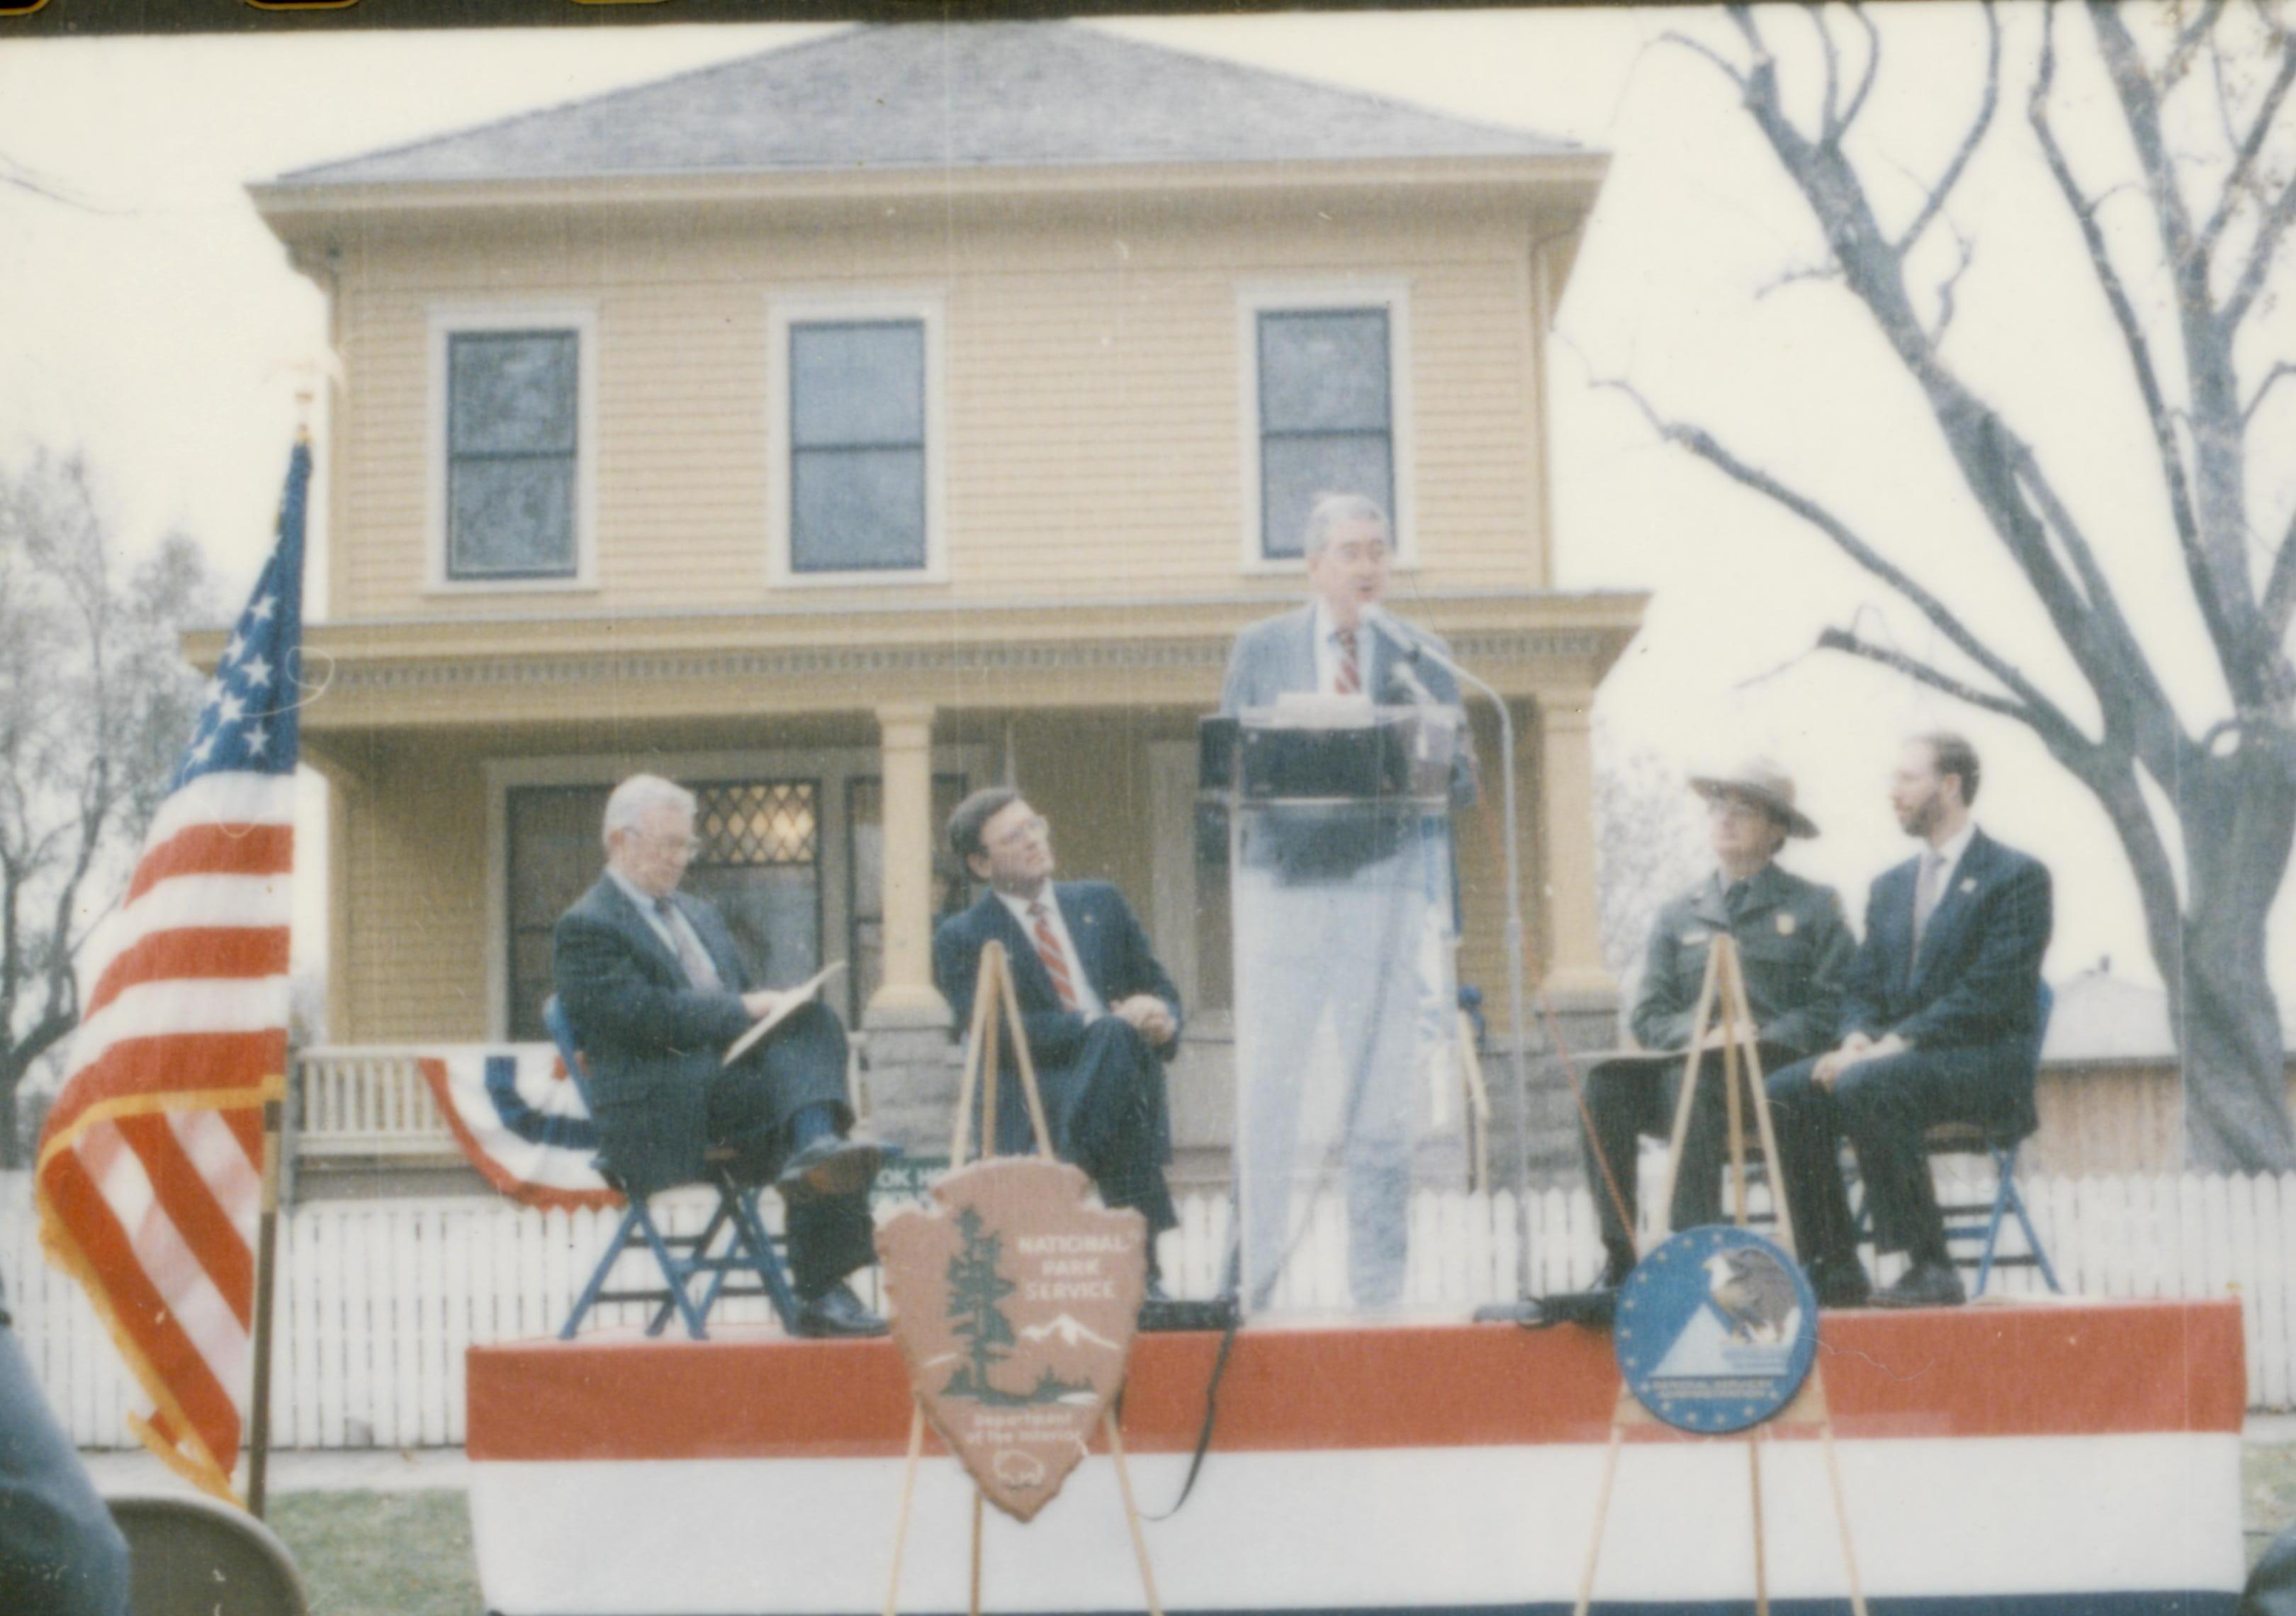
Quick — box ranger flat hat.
[1687,757,1819,839]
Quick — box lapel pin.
[1775,913,1796,936]
[1960,877,1976,893]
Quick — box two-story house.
[244,21,1643,1182]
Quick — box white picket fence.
[2,1166,2292,1449]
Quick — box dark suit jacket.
[933,881,1183,1075]
[1631,862,1857,1062]
[551,875,759,1194]
[1843,829,2052,1056]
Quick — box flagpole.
[246,1095,283,1518]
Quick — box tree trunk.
[2171,741,2296,1173]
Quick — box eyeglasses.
[986,814,1049,851]
[1706,798,1768,824]
[634,829,697,858]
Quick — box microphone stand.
[1363,613,1537,1301]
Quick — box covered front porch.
[264,590,1642,1191]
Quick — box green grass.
[249,1445,2296,1612]
[2251,1440,2296,1567]
[268,1491,478,1616]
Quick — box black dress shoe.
[1871,1257,1965,1309]
[1807,1255,1872,1310]
[794,1281,888,1338]
[1144,1275,1171,1303]
[775,1136,886,1205]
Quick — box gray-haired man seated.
[553,774,887,1338]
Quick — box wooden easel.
[1574,935,1867,1616]
[880,941,1164,1616]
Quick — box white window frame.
[1236,279,1416,576]
[425,302,600,595]
[766,290,949,588]
[483,741,991,1040]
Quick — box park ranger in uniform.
[1580,759,1858,1294]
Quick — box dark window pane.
[792,322,924,448]
[1260,434,1393,561]
[505,783,611,1040]
[450,332,578,455]
[1259,310,1390,433]
[792,447,926,572]
[685,864,818,990]
[449,458,575,578]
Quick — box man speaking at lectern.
[1220,493,1475,1309]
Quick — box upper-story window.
[429,305,597,592]
[1242,284,1412,566]
[770,294,946,585]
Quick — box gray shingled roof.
[271,21,1577,189]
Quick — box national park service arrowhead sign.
[877,1157,1147,1522]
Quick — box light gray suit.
[1218,602,1473,1308]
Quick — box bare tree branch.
[1756,259,1842,298]
[1928,224,1977,344]
[2165,0,2232,86]
[1893,0,2002,258]
[2035,7,2245,694]
[2245,359,2296,424]
[1839,3,1882,135]
[1657,29,1749,91]
[2223,169,2296,330]
[1596,373,2092,753]
[1811,2,1845,142]
[1814,625,2042,725]
[2197,28,2296,257]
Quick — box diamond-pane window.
[692,782,818,867]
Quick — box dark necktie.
[1333,627,1361,695]
[1028,900,1080,1011]
[655,897,723,991]
[1724,879,1751,921]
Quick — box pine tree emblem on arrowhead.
[876,1157,1146,1522]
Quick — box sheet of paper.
[721,960,847,1067]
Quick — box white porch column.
[866,700,948,1030]
[1535,688,1614,1003]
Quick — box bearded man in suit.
[553,774,887,1338]
[933,789,1184,1292]
[1767,733,2053,1309]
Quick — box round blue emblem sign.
[1614,1225,1818,1434]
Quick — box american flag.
[35,441,308,1502]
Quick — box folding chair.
[1852,982,2062,1297]
[546,996,805,1340]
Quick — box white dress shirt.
[997,886,1106,1017]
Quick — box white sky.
[0,7,2287,1010]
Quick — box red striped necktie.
[1334,627,1361,695]
[1028,899,1080,1011]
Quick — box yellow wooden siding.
[325,198,1560,622]
[333,740,490,1041]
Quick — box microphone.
[1361,607,1438,705]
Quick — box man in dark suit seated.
[553,774,887,1338]
[1580,759,1855,1291]
[933,788,1183,1294]
[1767,732,2053,1309]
